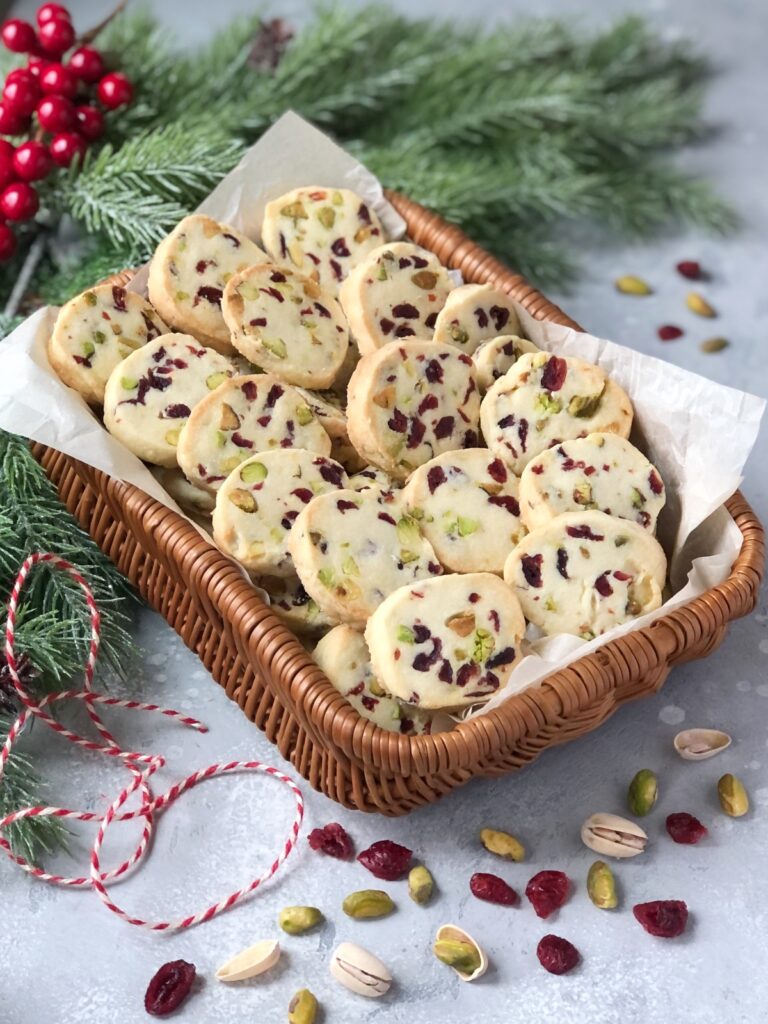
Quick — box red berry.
[666,812,708,845]
[3,70,40,117]
[0,181,39,221]
[1,18,37,53]
[0,221,16,261]
[657,324,684,341]
[39,61,77,98]
[144,961,196,1018]
[633,899,688,938]
[676,260,702,280]
[357,840,412,880]
[12,140,51,181]
[36,93,75,131]
[67,46,105,84]
[525,870,570,919]
[0,101,29,135]
[37,4,71,26]
[536,934,580,975]
[37,16,75,56]
[0,142,15,189]
[307,822,354,859]
[49,130,86,167]
[26,55,50,79]
[75,104,104,141]
[469,872,519,906]
[97,71,133,110]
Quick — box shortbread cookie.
[346,340,480,481]
[473,335,539,391]
[432,283,521,354]
[256,573,335,636]
[365,572,525,710]
[339,242,454,355]
[503,510,667,639]
[519,433,665,533]
[103,334,234,467]
[288,489,442,626]
[480,352,633,475]
[147,215,266,354]
[314,625,434,734]
[401,449,527,574]
[221,264,349,388]
[150,466,216,515]
[348,466,397,492]
[261,186,385,294]
[213,449,347,575]
[292,386,364,471]
[177,375,331,492]
[48,284,168,405]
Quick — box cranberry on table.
[676,259,702,280]
[525,870,570,919]
[3,70,41,117]
[49,131,86,167]
[0,222,16,261]
[12,140,52,181]
[357,839,413,880]
[39,62,78,98]
[68,46,105,83]
[1,18,38,53]
[97,71,134,109]
[537,934,580,975]
[0,101,29,135]
[666,812,708,845]
[37,15,75,56]
[36,94,75,132]
[144,960,196,1018]
[633,899,689,938]
[307,821,354,859]
[469,872,519,906]
[0,181,39,221]
[75,104,104,141]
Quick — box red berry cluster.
[0,4,133,261]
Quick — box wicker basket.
[31,192,765,815]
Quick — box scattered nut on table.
[673,728,731,760]
[215,939,281,982]
[329,942,392,998]
[581,813,648,858]
[433,924,488,982]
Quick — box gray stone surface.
[3,1,768,1022]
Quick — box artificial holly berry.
[1,18,38,54]
[67,46,105,84]
[37,16,75,57]
[49,131,86,167]
[0,141,15,189]
[0,181,39,221]
[26,56,50,80]
[0,221,16,260]
[36,94,75,132]
[39,62,78,99]
[75,104,104,141]
[37,4,71,26]
[97,72,133,110]
[2,70,41,117]
[12,140,52,181]
[0,101,29,135]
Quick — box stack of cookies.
[48,185,668,735]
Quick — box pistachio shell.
[329,942,391,998]
[674,728,732,761]
[216,939,280,982]
[434,924,488,982]
[581,812,647,859]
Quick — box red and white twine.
[0,552,304,930]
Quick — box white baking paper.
[0,111,762,716]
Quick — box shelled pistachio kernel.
[408,865,434,905]
[479,827,525,862]
[718,773,749,817]
[343,889,395,919]
[686,291,716,317]
[587,860,618,909]
[627,768,658,817]
[434,939,481,976]
[615,275,652,295]
[288,988,318,1024]
[279,906,324,935]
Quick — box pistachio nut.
[718,773,749,817]
[433,924,488,982]
[343,889,395,920]
[615,274,652,296]
[587,860,618,910]
[279,906,324,935]
[700,337,729,353]
[686,291,717,317]
[288,988,318,1024]
[408,865,434,905]
[329,942,392,998]
[216,939,280,982]
[627,768,659,817]
[479,827,525,862]
[674,728,732,761]
[581,812,647,859]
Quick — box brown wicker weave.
[31,191,765,815]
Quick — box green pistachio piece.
[396,514,421,546]
[543,596,558,612]
[263,336,287,359]
[479,827,525,862]
[342,555,359,576]
[281,201,308,220]
[457,516,480,537]
[295,403,314,426]
[377,263,389,281]
[228,488,257,513]
[93,329,107,344]
[175,290,190,302]
[397,625,415,644]
[408,865,434,905]
[215,430,227,448]
[471,627,494,664]
[240,461,268,484]
[84,291,98,306]
[288,988,318,1024]
[433,940,481,975]
[399,549,419,564]
[342,889,395,919]
[411,270,438,290]
[568,390,604,417]
[369,678,387,697]
[82,341,95,358]
[120,377,138,391]
[627,768,658,816]
[318,567,335,589]
[332,190,344,206]
[718,773,749,817]
[587,860,618,909]
[237,282,261,301]
[206,371,230,390]
[449,324,469,345]
[279,906,324,935]
[614,536,628,547]
[536,392,562,414]
[573,482,594,506]
[630,487,647,508]
[317,206,336,229]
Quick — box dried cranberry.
[230,431,253,448]
[676,259,701,280]
[337,499,359,513]
[308,822,353,859]
[536,935,579,975]
[594,573,613,597]
[434,415,455,439]
[407,418,426,448]
[163,404,190,419]
[331,238,351,257]
[112,285,127,312]
[648,469,663,495]
[357,840,412,880]
[380,317,395,335]
[486,646,515,669]
[566,524,604,541]
[657,324,683,341]
[392,302,419,319]
[418,394,439,415]
[633,900,688,937]
[489,305,510,332]
[470,872,519,905]
[425,359,443,383]
[318,462,344,486]
[487,458,507,483]
[427,466,447,493]
[525,870,570,919]
[521,553,543,588]
[144,960,196,1017]
[194,285,223,306]
[488,494,520,516]
[540,355,567,392]
[666,812,708,845]
[266,383,284,407]
[388,408,407,433]
[556,548,569,579]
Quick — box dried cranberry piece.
[388,408,408,433]
[337,499,358,513]
[470,872,519,905]
[657,324,683,341]
[380,317,395,335]
[427,466,447,493]
[392,302,419,319]
[112,285,127,312]
[434,415,455,439]
[676,259,701,280]
[317,462,344,486]
[489,305,510,332]
[474,307,489,328]
[566,524,604,541]
[378,511,397,525]
[308,822,353,859]
[666,812,708,845]
[424,311,438,329]
[594,572,613,597]
[394,324,415,338]
[486,646,515,669]
[488,494,520,516]
[230,431,253,448]
[270,270,286,283]
[407,417,426,448]
[164,403,190,419]
[556,548,569,579]
[425,359,443,383]
[314,301,331,318]
[633,899,688,937]
[518,417,529,451]
[144,960,196,1017]
[521,553,543,588]
[540,355,567,392]
[412,624,431,643]
[358,202,371,224]
[418,394,439,415]
[487,458,507,483]
[195,285,223,306]
[331,238,351,257]
[525,870,570,919]
[266,383,284,407]
[357,840,412,880]
[648,469,663,495]
[241,380,258,400]
[536,935,579,975]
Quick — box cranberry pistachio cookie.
[48,284,168,406]
[346,340,480,481]
[519,433,665,533]
[365,573,525,710]
[147,215,267,354]
[261,186,384,294]
[288,488,442,626]
[150,466,216,515]
[348,466,397,492]
[472,335,539,391]
[432,283,521,354]
[338,242,454,354]
[480,352,633,475]
[503,510,667,639]
[401,449,527,574]
[177,375,332,492]
[212,449,347,575]
[221,264,349,388]
[291,386,365,472]
[256,573,335,637]
[314,625,434,734]
[103,334,234,467]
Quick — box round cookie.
[338,241,454,355]
[292,386,366,473]
[365,572,526,710]
[348,466,397,492]
[288,488,442,626]
[314,625,434,734]
[503,510,667,639]
[256,573,335,637]
[147,214,267,355]
[213,449,347,575]
[221,264,349,388]
[472,335,539,391]
[150,466,216,515]
[432,283,521,354]
[519,433,665,533]
[103,334,234,467]
[480,352,633,475]
[48,284,168,406]
[261,186,385,294]
[401,449,527,574]
[346,340,480,481]
[177,375,331,492]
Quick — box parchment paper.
[0,111,763,714]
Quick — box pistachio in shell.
[581,812,647,859]
[587,860,618,910]
[673,728,731,761]
[433,924,488,982]
[329,942,391,998]
[479,827,526,862]
[627,768,658,817]
[718,773,749,817]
